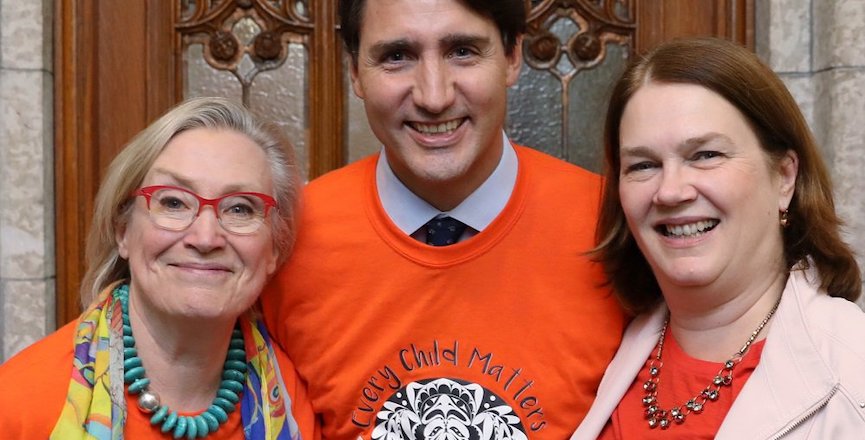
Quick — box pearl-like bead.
[138,390,161,413]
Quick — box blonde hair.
[80,97,301,307]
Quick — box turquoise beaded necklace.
[114,284,247,438]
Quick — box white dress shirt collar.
[376,132,518,235]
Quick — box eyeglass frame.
[132,185,278,235]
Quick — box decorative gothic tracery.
[525,0,634,72]
[509,0,635,168]
[174,0,638,172]
[176,0,313,105]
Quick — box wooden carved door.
[55,0,753,325]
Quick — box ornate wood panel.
[55,0,175,324]
[511,0,635,168]
[175,0,344,179]
[505,0,752,170]
[55,0,344,324]
[54,0,753,325]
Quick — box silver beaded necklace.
[641,295,781,430]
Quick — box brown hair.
[338,0,526,61]
[80,97,301,307]
[595,37,860,314]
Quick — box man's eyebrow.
[366,39,414,60]
[439,33,491,49]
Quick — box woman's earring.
[780,208,790,228]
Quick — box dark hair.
[338,0,526,60]
[595,37,861,314]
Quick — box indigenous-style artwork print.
[371,378,528,440]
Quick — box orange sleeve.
[0,323,76,437]
[273,341,321,440]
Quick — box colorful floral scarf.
[50,284,301,439]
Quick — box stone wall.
[757,0,865,309]
[0,0,54,362]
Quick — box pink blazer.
[572,263,865,439]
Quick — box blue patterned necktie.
[424,216,468,246]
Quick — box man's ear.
[505,35,523,87]
[350,57,365,100]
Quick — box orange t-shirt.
[260,146,626,439]
[0,320,317,439]
[598,329,766,439]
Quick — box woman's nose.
[653,166,698,206]
[183,206,227,252]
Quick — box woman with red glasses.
[0,97,316,439]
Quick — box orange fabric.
[598,329,766,440]
[0,320,318,439]
[260,146,626,440]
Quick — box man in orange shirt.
[260,1,625,439]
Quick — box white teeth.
[412,119,461,134]
[665,220,718,237]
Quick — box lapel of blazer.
[570,306,667,439]
[716,268,837,440]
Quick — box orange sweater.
[0,320,317,439]
[261,146,626,440]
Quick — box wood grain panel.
[55,0,97,324]
[309,0,346,179]
[637,0,753,53]
[55,0,175,324]
[96,1,147,173]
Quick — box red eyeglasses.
[133,185,277,235]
